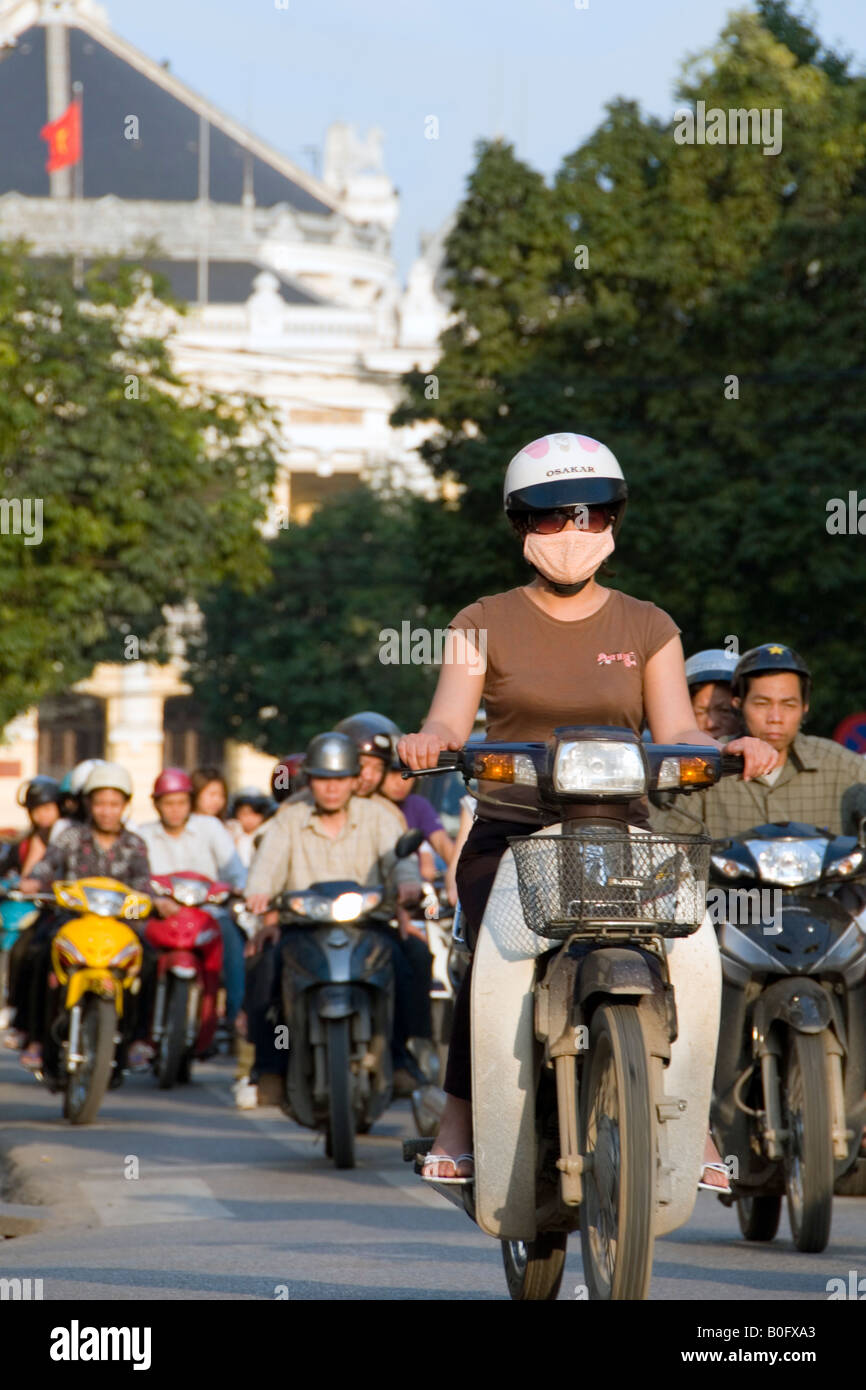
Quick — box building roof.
[0,12,339,214]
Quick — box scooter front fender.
[65,969,123,1014]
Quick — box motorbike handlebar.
[720,752,746,777]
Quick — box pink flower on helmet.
[523,438,550,458]
[576,436,600,452]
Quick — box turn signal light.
[473,753,515,782]
[678,757,714,786]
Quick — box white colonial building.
[0,0,450,825]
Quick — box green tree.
[392,6,866,731]
[186,484,443,751]
[0,245,278,725]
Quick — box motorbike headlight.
[55,936,86,970]
[745,839,824,887]
[109,941,141,972]
[332,892,364,922]
[553,740,646,797]
[172,879,209,907]
[362,890,383,913]
[207,888,229,905]
[827,849,863,879]
[711,853,744,880]
[82,887,127,917]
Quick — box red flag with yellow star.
[40,100,82,172]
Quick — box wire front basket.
[508,827,710,940]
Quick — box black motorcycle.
[710,820,866,1251]
[270,830,421,1169]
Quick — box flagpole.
[72,80,83,290]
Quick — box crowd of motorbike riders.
[2,647,866,1179]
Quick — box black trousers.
[443,818,535,1102]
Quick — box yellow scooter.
[16,876,150,1123]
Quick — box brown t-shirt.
[450,586,680,824]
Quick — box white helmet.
[68,758,107,796]
[83,762,133,799]
[684,649,740,690]
[503,432,628,534]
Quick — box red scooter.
[145,872,229,1088]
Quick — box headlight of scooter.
[745,839,824,886]
[553,740,646,797]
[82,887,127,917]
[109,941,141,974]
[55,936,86,972]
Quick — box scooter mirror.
[395,829,424,859]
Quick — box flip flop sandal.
[698,1162,732,1193]
[420,1152,474,1185]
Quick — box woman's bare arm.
[398,648,485,770]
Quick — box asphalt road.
[0,1047,863,1301]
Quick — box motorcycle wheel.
[782,1030,834,1252]
[501,1233,567,1301]
[156,979,190,1090]
[326,1016,355,1169]
[579,1003,655,1300]
[737,1194,782,1242]
[63,996,116,1125]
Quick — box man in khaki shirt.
[243,732,423,1094]
[652,643,866,839]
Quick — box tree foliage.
[392,6,866,732]
[0,246,278,725]
[187,484,442,752]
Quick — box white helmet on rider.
[82,762,133,800]
[684,649,739,690]
[503,432,628,535]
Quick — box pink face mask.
[523,527,615,586]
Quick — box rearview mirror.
[395,829,424,859]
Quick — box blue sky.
[105,0,866,278]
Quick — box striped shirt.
[650,733,866,839]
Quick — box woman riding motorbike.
[398,432,778,1183]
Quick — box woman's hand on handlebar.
[397,726,462,771]
[725,736,780,781]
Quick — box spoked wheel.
[501,1232,568,1300]
[782,1030,834,1252]
[737,1193,782,1242]
[326,1016,355,1169]
[579,1004,655,1300]
[63,996,117,1125]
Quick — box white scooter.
[403,726,744,1300]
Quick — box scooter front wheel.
[156,978,190,1090]
[326,1016,355,1169]
[579,1003,655,1300]
[737,1193,782,1242]
[501,1232,567,1300]
[64,996,116,1125]
[783,1029,834,1252]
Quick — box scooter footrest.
[403,1137,433,1162]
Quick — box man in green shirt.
[652,643,866,839]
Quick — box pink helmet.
[153,768,193,798]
